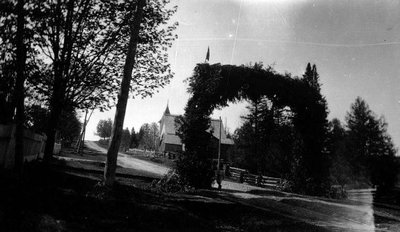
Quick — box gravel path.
[85,141,170,177]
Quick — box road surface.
[86,140,400,231]
[85,140,170,177]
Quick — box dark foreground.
[0,161,327,232]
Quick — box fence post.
[256,174,262,187]
[239,171,244,183]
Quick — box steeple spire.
[164,101,170,115]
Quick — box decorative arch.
[177,63,328,194]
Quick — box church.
[158,104,234,156]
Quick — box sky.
[85,0,400,152]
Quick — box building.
[158,104,234,156]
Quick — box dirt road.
[85,141,170,177]
[212,181,400,231]
[86,140,400,231]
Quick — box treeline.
[229,63,398,191]
[96,119,160,151]
[0,0,177,175]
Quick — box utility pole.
[216,117,222,189]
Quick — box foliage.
[57,109,82,147]
[150,170,193,193]
[24,104,81,147]
[96,118,112,140]
[129,127,138,148]
[231,90,299,178]
[27,0,176,109]
[345,97,398,189]
[326,98,398,190]
[120,127,131,151]
[137,122,159,150]
[327,118,353,187]
[24,104,48,133]
[0,0,178,159]
[177,63,330,194]
[0,0,40,124]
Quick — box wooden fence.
[0,124,47,169]
[228,166,282,189]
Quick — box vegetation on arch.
[176,63,329,194]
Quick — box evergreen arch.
[177,63,329,194]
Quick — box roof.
[163,133,182,145]
[208,119,234,145]
[164,104,170,115]
[162,114,179,135]
[160,114,234,145]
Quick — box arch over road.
[177,63,329,194]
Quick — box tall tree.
[137,122,159,150]
[345,97,397,188]
[120,127,131,151]
[233,95,297,177]
[129,127,138,148]
[104,0,177,186]
[96,118,112,141]
[30,0,122,160]
[303,63,321,91]
[104,0,146,187]
[0,0,34,173]
[25,0,177,161]
[0,1,19,124]
[14,0,28,174]
[327,118,351,187]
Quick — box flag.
[205,46,210,63]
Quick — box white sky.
[85,0,400,153]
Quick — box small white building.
[158,104,234,155]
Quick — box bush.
[150,170,194,193]
[175,152,214,189]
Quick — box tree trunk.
[14,0,27,175]
[44,0,74,161]
[44,97,63,161]
[104,0,146,187]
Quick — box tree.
[25,104,82,147]
[0,0,43,127]
[136,126,144,147]
[14,0,28,174]
[176,62,329,193]
[303,63,321,91]
[96,118,112,141]
[57,108,82,147]
[29,0,122,160]
[327,118,352,187]
[21,0,176,161]
[104,0,177,187]
[345,97,398,189]
[104,0,146,187]
[137,122,159,150]
[232,95,298,178]
[129,127,138,148]
[0,0,33,174]
[120,127,131,151]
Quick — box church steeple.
[164,101,170,115]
